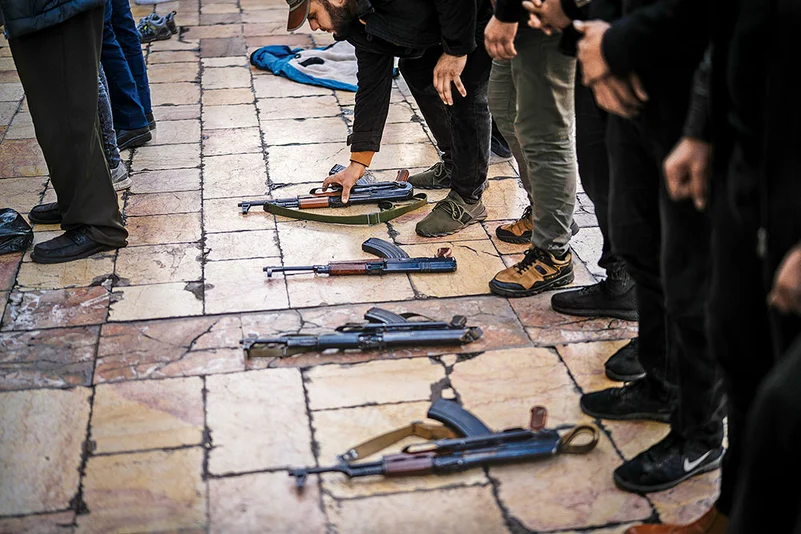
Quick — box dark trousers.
[709,152,801,517]
[101,0,151,131]
[728,334,801,534]
[399,42,492,202]
[574,79,627,278]
[9,7,128,247]
[607,115,724,449]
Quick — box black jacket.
[342,0,492,153]
[0,0,103,38]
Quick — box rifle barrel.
[263,265,329,277]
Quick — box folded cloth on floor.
[250,41,358,92]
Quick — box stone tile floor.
[0,1,718,532]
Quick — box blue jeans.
[98,65,121,169]
[100,0,151,131]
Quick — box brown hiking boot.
[496,206,581,244]
[489,246,574,297]
[625,508,727,534]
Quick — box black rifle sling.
[263,194,427,225]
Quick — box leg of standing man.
[488,28,578,297]
[401,38,494,238]
[10,5,128,263]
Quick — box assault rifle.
[288,400,599,490]
[238,166,414,215]
[264,238,457,277]
[241,307,482,358]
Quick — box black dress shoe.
[31,227,121,264]
[28,202,62,225]
[117,126,152,150]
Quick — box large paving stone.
[109,282,204,322]
[206,368,313,475]
[0,511,75,533]
[125,212,202,246]
[91,376,205,453]
[306,357,445,410]
[205,229,281,261]
[0,388,91,514]
[202,126,261,155]
[0,326,99,391]
[204,258,290,313]
[15,255,115,290]
[209,471,327,534]
[511,292,638,346]
[2,287,109,331]
[261,117,348,146]
[203,153,268,199]
[0,139,47,178]
[130,168,201,194]
[491,435,651,531]
[133,143,200,172]
[125,190,202,216]
[96,315,246,382]
[77,448,206,533]
[257,95,340,120]
[313,401,487,498]
[202,103,259,130]
[649,471,720,525]
[325,485,508,534]
[115,243,203,285]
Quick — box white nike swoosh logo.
[684,450,713,472]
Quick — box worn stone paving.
[0,1,718,532]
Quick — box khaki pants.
[488,27,576,256]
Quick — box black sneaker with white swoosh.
[613,432,724,493]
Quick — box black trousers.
[607,115,724,449]
[728,334,801,534]
[9,6,127,247]
[709,150,801,518]
[574,80,627,278]
[399,41,492,202]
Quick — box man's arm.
[433,0,479,56]
[348,47,395,166]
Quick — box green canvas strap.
[263,193,428,225]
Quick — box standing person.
[503,0,643,382]
[288,0,494,239]
[482,0,579,298]
[626,0,801,530]
[98,64,131,191]
[566,0,726,495]
[0,0,128,263]
[101,0,154,150]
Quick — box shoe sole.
[489,270,575,298]
[613,455,723,494]
[551,302,639,321]
[113,177,133,192]
[28,214,62,225]
[580,397,671,423]
[605,369,647,382]
[31,243,119,264]
[118,131,152,151]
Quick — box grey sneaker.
[408,162,452,189]
[111,163,132,191]
[415,190,487,237]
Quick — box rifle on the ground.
[288,401,599,490]
[241,307,482,358]
[264,238,457,277]
[237,166,426,225]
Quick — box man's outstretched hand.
[321,162,366,203]
[433,53,468,106]
[484,16,518,59]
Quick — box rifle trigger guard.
[556,425,600,455]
